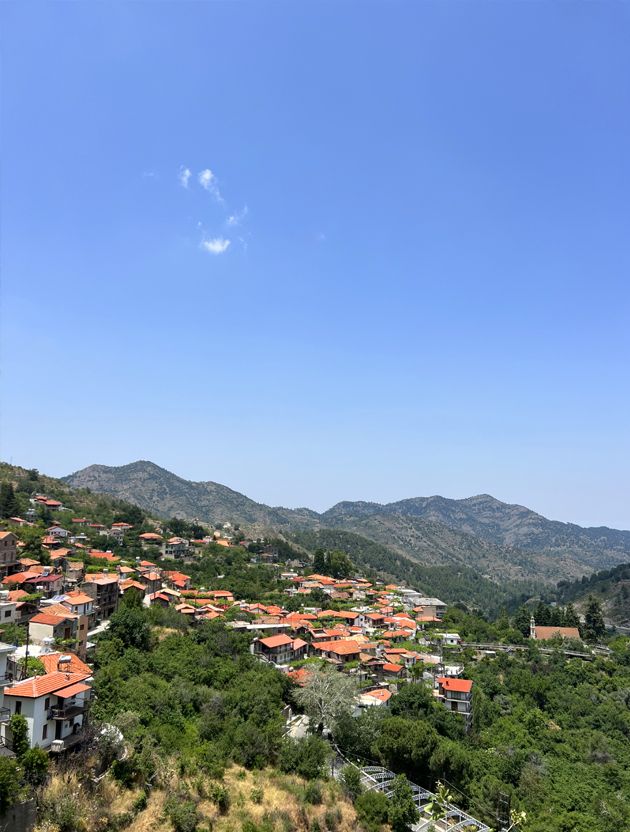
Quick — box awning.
[56,683,90,698]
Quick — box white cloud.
[198,168,223,202]
[200,237,231,255]
[227,205,248,227]
[179,167,192,188]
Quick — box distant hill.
[63,461,630,586]
[63,461,318,529]
[557,563,630,628]
[319,495,630,583]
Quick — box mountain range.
[63,460,630,586]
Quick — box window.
[4,611,10,618]
[45,698,50,710]
[14,701,21,714]
[42,724,48,740]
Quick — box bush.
[355,789,389,832]
[0,758,22,813]
[279,736,330,780]
[21,747,49,786]
[164,796,200,832]
[341,765,362,800]
[207,781,230,813]
[324,807,342,831]
[251,786,264,804]
[304,780,323,805]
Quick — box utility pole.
[20,624,31,682]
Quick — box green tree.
[23,657,46,678]
[0,482,19,519]
[355,790,389,832]
[313,548,327,573]
[8,714,29,758]
[564,603,580,628]
[512,606,531,638]
[584,596,605,641]
[0,758,21,813]
[387,774,419,832]
[341,764,363,800]
[21,747,49,786]
[107,596,151,651]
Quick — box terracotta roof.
[25,574,61,585]
[363,688,392,703]
[56,681,91,698]
[64,592,93,605]
[312,639,361,656]
[287,668,309,686]
[120,579,145,592]
[533,626,581,641]
[382,662,405,673]
[4,671,90,698]
[3,571,35,585]
[39,652,91,675]
[0,532,16,540]
[30,612,72,626]
[259,634,293,649]
[437,677,473,693]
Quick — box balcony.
[0,707,10,723]
[49,702,85,720]
[49,731,86,752]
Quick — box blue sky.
[2,2,629,528]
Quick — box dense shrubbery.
[93,596,293,780]
[333,632,630,832]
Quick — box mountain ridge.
[62,460,630,584]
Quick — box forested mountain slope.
[63,460,630,585]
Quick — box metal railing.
[332,753,491,832]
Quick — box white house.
[2,671,92,752]
[0,590,17,626]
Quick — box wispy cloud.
[179,167,192,188]
[200,237,231,255]
[227,205,248,227]
[198,168,223,203]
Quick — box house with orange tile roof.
[81,574,119,619]
[29,610,79,646]
[356,687,393,711]
[311,639,362,663]
[435,677,473,727]
[24,571,64,598]
[253,634,308,665]
[2,671,91,752]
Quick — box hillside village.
[0,469,623,832]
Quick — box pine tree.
[0,483,18,519]
[564,603,580,628]
[534,601,550,626]
[313,548,327,573]
[513,605,531,638]
[584,596,605,641]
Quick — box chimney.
[530,616,536,640]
